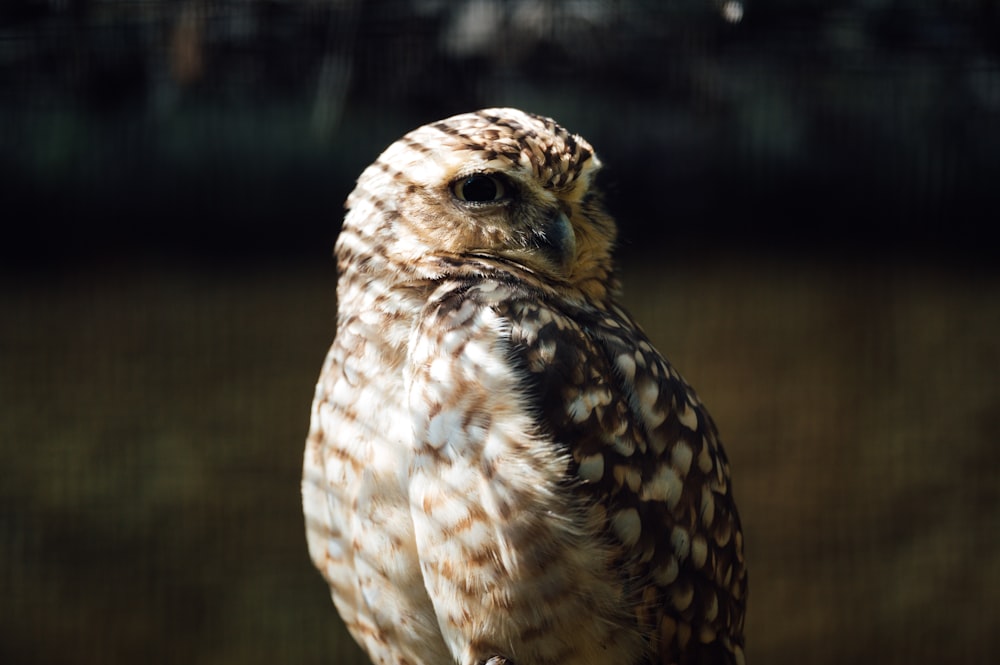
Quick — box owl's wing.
[500,293,748,665]
[405,279,649,665]
[405,277,745,665]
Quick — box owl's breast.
[303,307,452,665]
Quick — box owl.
[302,108,746,665]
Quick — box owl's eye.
[452,174,508,203]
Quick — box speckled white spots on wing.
[567,386,612,424]
[655,555,679,586]
[615,353,636,383]
[697,438,714,474]
[577,453,604,482]
[649,431,668,457]
[607,417,629,439]
[671,581,694,612]
[611,507,641,547]
[715,518,732,547]
[677,402,699,430]
[690,534,708,569]
[567,395,589,424]
[613,464,642,492]
[703,588,719,622]
[700,485,715,527]
[637,377,667,429]
[639,463,682,508]
[601,315,623,330]
[671,439,693,477]
[536,337,557,364]
[612,435,636,457]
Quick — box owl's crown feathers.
[339,108,618,299]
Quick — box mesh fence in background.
[2,0,998,260]
[2,3,999,665]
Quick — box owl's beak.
[531,209,577,276]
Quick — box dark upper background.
[2,0,998,266]
[2,3,1000,665]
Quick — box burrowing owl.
[302,108,746,665]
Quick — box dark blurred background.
[1,1,998,664]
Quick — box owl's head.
[341,108,617,297]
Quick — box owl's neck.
[334,221,621,320]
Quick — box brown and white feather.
[303,108,746,665]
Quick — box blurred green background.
[2,2,999,664]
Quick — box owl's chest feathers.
[331,272,613,487]
[321,275,653,664]
[329,281,424,478]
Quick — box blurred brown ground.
[2,254,998,664]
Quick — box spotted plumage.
[302,108,746,665]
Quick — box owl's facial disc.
[344,108,616,294]
[448,168,578,276]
